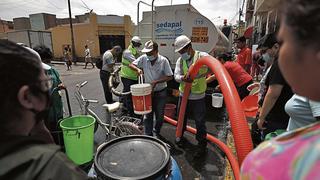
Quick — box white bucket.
[130,83,152,115]
[212,93,223,108]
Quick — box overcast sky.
[0,0,243,25]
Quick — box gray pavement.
[52,63,228,179]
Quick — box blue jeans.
[144,88,167,136]
[178,97,207,146]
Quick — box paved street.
[53,62,228,179]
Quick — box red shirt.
[224,61,252,87]
[237,47,252,66]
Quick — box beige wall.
[50,14,99,59]
[0,20,13,33]
[124,15,134,48]
[50,13,134,60]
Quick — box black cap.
[258,33,278,49]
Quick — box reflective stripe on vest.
[179,51,207,94]
[120,44,139,80]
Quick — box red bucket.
[131,83,152,115]
[164,104,176,119]
[241,94,258,118]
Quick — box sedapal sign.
[155,21,183,33]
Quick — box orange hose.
[164,116,240,180]
[175,82,192,139]
[174,56,253,165]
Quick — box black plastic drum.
[94,135,171,180]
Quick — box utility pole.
[67,0,76,64]
[238,8,241,35]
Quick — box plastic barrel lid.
[94,135,170,180]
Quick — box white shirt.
[133,54,173,92]
[123,49,137,62]
[85,48,91,58]
[285,94,320,131]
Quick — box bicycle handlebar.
[80,81,88,87]
[75,82,110,133]
[108,66,131,97]
[76,81,99,103]
[88,99,99,103]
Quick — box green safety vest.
[120,44,140,80]
[179,51,208,94]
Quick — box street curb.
[51,61,86,66]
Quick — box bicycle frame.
[75,80,143,141]
[74,81,111,135]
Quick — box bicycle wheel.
[114,121,143,137]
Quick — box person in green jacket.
[33,45,64,145]
[0,40,87,180]
[120,36,142,116]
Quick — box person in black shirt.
[256,33,293,138]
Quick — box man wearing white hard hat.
[174,35,210,157]
[120,36,142,116]
[129,40,173,137]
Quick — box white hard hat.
[141,40,154,53]
[131,36,141,44]
[174,35,191,52]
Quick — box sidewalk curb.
[51,61,86,66]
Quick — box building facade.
[0,19,13,33]
[30,13,57,31]
[245,0,281,44]
[50,13,135,60]
[13,17,31,30]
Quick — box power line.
[230,11,239,23]
[44,0,65,10]
[80,0,91,11]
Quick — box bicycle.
[74,81,143,140]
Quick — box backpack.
[96,58,103,69]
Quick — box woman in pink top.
[207,53,253,100]
[241,0,320,179]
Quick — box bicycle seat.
[102,102,120,113]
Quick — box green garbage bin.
[60,115,95,165]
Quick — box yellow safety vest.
[179,51,207,94]
[120,44,140,80]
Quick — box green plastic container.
[265,129,286,141]
[60,115,96,165]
